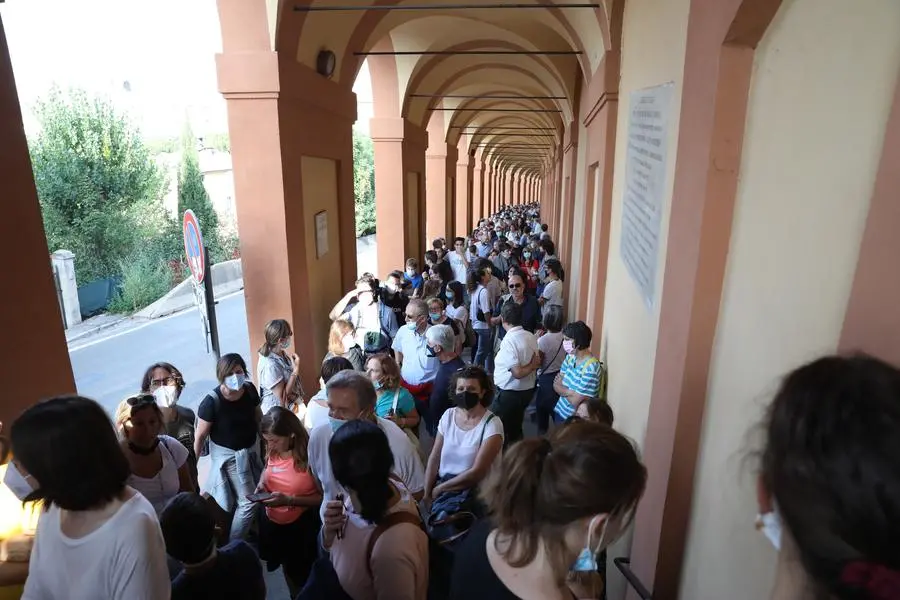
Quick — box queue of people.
[2,204,899,600]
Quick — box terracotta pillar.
[0,13,76,427]
[455,149,473,240]
[371,118,428,273]
[216,2,358,391]
[471,156,484,230]
[487,164,496,216]
[426,114,457,245]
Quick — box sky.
[2,0,373,138]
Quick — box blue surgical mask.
[406,322,418,331]
[429,312,442,322]
[280,337,292,350]
[224,373,246,391]
[373,380,384,391]
[572,515,608,572]
[446,291,455,300]
[329,417,347,433]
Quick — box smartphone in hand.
[247,492,274,503]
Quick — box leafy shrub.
[353,130,376,236]
[107,253,174,314]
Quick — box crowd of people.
[2,205,900,600]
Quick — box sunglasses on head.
[126,393,156,407]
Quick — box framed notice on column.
[620,82,674,309]
[315,211,328,258]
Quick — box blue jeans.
[473,328,493,372]
[223,454,259,541]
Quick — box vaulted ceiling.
[276,1,614,174]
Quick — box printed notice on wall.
[620,83,674,308]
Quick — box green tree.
[353,129,376,236]
[29,86,167,283]
[177,123,222,260]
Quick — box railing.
[613,557,653,600]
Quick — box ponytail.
[481,421,646,586]
[481,438,553,565]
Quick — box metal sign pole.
[202,246,221,360]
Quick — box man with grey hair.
[392,297,440,431]
[307,370,425,520]
[424,324,466,436]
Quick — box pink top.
[329,483,428,600]
[262,455,318,525]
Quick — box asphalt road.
[70,235,377,418]
[69,291,251,416]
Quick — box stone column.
[371,118,428,272]
[425,139,457,245]
[0,13,76,427]
[51,250,82,328]
[472,159,484,229]
[217,40,357,389]
[455,152,473,239]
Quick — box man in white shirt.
[307,370,426,521]
[492,301,541,447]
[392,298,440,432]
[448,236,469,285]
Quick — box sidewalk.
[64,313,128,344]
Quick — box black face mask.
[128,437,160,456]
[455,391,480,410]
[426,346,438,358]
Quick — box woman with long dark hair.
[139,362,197,488]
[321,419,428,599]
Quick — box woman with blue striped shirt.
[552,321,605,422]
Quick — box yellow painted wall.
[601,0,690,453]
[567,119,590,319]
[599,1,691,598]
[301,156,343,366]
[679,1,900,598]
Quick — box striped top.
[553,354,604,419]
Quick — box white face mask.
[756,510,782,550]
[3,462,36,501]
[153,385,178,408]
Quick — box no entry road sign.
[183,210,206,284]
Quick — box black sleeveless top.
[449,519,578,600]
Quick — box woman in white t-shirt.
[539,258,565,320]
[8,396,170,600]
[115,394,194,514]
[423,365,504,505]
[444,281,469,328]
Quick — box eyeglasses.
[149,376,178,390]
[126,393,156,407]
[508,283,522,289]
[405,314,422,322]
